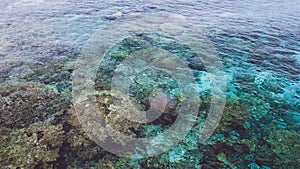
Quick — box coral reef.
[0,81,69,129]
[266,129,300,164]
[0,32,299,169]
[94,90,142,142]
[0,122,64,168]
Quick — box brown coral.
[0,81,69,129]
[0,122,64,168]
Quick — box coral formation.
[0,32,299,169]
[0,82,69,129]
[266,129,300,164]
[0,122,64,168]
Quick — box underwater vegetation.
[0,32,299,169]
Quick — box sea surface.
[0,0,299,168]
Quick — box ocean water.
[0,0,299,168]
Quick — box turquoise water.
[0,0,299,168]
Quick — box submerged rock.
[103,12,123,20]
[188,56,205,70]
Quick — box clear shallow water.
[0,0,299,168]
